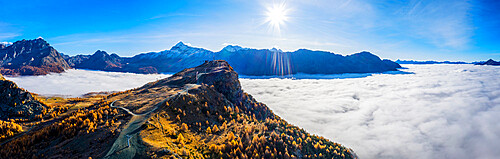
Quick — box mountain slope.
[0,73,47,121]
[0,38,70,75]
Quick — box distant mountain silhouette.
[66,41,401,75]
[475,59,500,66]
[64,50,130,71]
[0,38,70,75]
[396,60,470,64]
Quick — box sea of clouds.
[5,64,500,159]
[240,64,500,159]
[5,69,170,97]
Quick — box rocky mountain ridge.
[0,38,70,75]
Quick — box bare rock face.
[0,38,70,75]
[143,60,271,119]
[151,60,243,102]
[0,73,47,120]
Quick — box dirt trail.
[104,84,196,159]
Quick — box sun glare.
[265,2,289,34]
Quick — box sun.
[265,2,289,34]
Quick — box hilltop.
[0,60,356,159]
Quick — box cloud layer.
[5,65,500,159]
[5,69,169,97]
[240,64,500,159]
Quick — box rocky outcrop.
[0,38,70,75]
[144,60,270,117]
[153,60,271,116]
[0,73,47,120]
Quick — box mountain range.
[396,59,500,66]
[474,59,500,66]
[395,60,471,64]
[65,41,401,75]
[2,38,401,76]
[0,61,356,158]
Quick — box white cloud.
[4,69,170,97]
[397,0,473,49]
[0,32,20,40]
[240,64,500,159]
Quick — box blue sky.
[0,0,499,61]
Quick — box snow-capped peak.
[0,42,13,47]
[222,45,244,52]
[174,41,188,47]
[168,41,213,57]
[269,47,283,53]
[171,41,194,52]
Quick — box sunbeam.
[265,1,290,35]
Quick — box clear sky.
[0,0,499,61]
